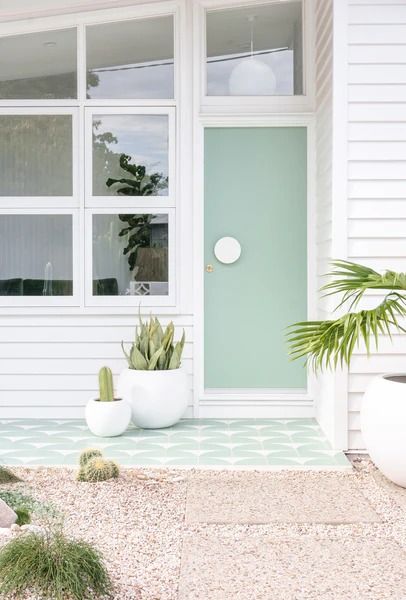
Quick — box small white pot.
[361,374,406,487]
[85,398,131,437]
[118,367,190,429]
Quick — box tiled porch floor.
[0,418,350,468]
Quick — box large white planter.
[118,367,189,429]
[361,374,406,487]
[85,398,131,437]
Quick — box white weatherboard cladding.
[0,315,193,419]
[346,0,406,450]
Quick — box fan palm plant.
[288,260,406,371]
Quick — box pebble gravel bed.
[0,460,405,599]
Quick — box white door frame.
[193,113,317,419]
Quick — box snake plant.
[288,260,406,372]
[122,315,185,370]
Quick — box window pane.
[206,2,303,96]
[0,29,77,99]
[0,215,73,296]
[0,115,73,197]
[93,213,168,296]
[86,16,174,99]
[92,114,169,197]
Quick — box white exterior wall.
[346,0,406,449]
[0,315,194,418]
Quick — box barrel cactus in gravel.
[121,315,185,370]
[79,449,103,468]
[77,457,119,483]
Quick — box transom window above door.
[205,1,304,97]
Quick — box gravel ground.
[0,460,406,599]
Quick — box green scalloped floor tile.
[198,457,232,465]
[234,457,268,465]
[165,457,199,465]
[266,457,302,465]
[334,453,351,466]
[199,449,232,459]
[302,456,338,466]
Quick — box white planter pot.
[118,367,189,429]
[85,398,131,437]
[361,374,406,487]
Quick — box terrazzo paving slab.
[179,533,406,600]
[0,418,350,468]
[186,471,380,523]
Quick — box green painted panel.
[204,127,307,389]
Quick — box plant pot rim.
[123,366,184,374]
[91,397,124,402]
[380,373,406,384]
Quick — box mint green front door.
[204,127,307,390]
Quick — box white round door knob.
[214,237,241,264]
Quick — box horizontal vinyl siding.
[0,315,194,419]
[347,1,406,450]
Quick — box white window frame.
[195,0,315,114]
[85,106,176,208]
[0,107,79,209]
[0,208,80,307]
[85,207,176,308]
[0,0,190,315]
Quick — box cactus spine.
[79,448,103,468]
[98,366,114,402]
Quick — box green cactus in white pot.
[119,314,189,429]
[85,366,131,438]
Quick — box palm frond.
[287,292,406,372]
[322,260,406,310]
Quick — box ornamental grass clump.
[122,314,185,370]
[0,466,21,484]
[0,530,113,600]
[14,507,31,526]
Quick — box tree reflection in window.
[106,154,167,196]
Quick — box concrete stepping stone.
[179,533,406,600]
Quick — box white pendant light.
[229,16,277,96]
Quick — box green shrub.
[77,457,119,483]
[122,314,185,370]
[14,507,31,526]
[0,530,113,600]
[79,448,103,468]
[0,490,59,521]
[0,466,21,484]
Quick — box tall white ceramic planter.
[118,367,189,429]
[361,374,406,487]
[85,398,131,437]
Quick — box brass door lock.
[206,264,214,273]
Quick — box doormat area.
[185,471,380,524]
[179,533,406,600]
[0,418,350,468]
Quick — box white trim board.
[199,399,315,419]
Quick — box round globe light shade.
[214,237,241,264]
[229,57,277,95]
